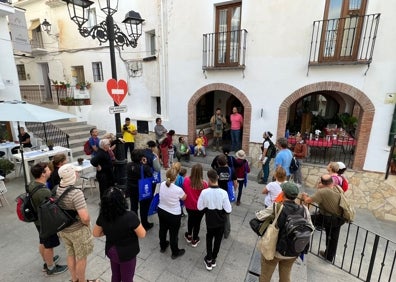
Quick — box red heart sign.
[106,79,128,105]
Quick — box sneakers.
[160,241,170,253]
[46,264,68,276]
[211,259,216,268]
[171,249,185,259]
[184,232,192,243]
[204,257,212,271]
[42,255,60,272]
[191,238,200,248]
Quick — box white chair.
[81,172,97,196]
[0,180,9,207]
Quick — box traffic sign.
[109,105,128,114]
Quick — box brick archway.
[188,83,252,154]
[277,81,375,170]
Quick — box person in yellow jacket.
[122,117,137,160]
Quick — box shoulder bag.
[138,165,153,201]
[260,204,284,260]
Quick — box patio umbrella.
[0,100,76,187]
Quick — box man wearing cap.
[301,174,345,262]
[29,162,68,276]
[260,182,313,282]
[56,163,97,282]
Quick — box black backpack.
[38,186,78,239]
[264,140,276,159]
[278,206,314,256]
[289,156,300,173]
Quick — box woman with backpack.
[234,150,250,206]
[259,131,275,184]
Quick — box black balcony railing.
[203,29,247,70]
[309,14,380,66]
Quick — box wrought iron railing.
[202,29,247,70]
[26,122,70,148]
[308,14,380,65]
[246,204,395,282]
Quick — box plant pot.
[48,145,54,151]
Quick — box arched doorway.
[188,83,251,154]
[277,81,374,170]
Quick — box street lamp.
[62,0,144,185]
[41,19,52,34]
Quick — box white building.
[7,0,396,175]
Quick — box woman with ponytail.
[157,168,187,259]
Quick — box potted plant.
[47,141,54,150]
[0,158,15,177]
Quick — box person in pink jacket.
[183,164,208,247]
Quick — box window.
[16,64,26,80]
[87,8,97,28]
[146,30,156,56]
[319,0,367,62]
[92,62,103,82]
[215,2,241,66]
[72,66,85,85]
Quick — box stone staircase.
[51,119,106,159]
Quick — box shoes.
[258,180,267,184]
[46,264,68,276]
[184,232,192,243]
[171,249,185,259]
[143,222,154,231]
[160,241,170,253]
[211,259,216,268]
[42,255,60,272]
[204,257,212,271]
[191,238,200,248]
[236,201,240,206]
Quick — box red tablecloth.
[287,137,356,147]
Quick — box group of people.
[255,131,350,281]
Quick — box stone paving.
[1,162,395,281]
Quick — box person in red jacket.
[234,150,250,206]
[159,130,175,169]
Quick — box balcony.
[308,13,380,66]
[202,29,247,70]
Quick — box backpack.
[339,175,349,192]
[265,140,277,159]
[334,185,355,222]
[84,140,93,155]
[280,206,314,256]
[289,157,300,173]
[16,185,43,222]
[38,186,78,239]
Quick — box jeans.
[311,213,345,261]
[158,207,182,256]
[236,180,244,202]
[107,245,136,282]
[124,142,135,160]
[231,129,241,151]
[262,158,271,183]
[260,255,296,282]
[186,208,205,240]
[205,226,225,261]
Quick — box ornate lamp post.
[62,0,144,185]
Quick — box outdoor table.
[13,146,73,183]
[0,142,19,160]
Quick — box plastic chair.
[81,172,97,196]
[0,180,9,207]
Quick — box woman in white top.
[158,168,187,259]
[262,167,287,207]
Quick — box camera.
[123,125,128,131]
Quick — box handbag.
[148,193,159,216]
[138,165,153,201]
[227,167,236,202]
[260,204,284,260]
[249,213,275,236]
[38,187,78,239]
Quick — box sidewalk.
[0,167,395,281]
